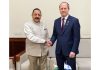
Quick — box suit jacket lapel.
[62,15,71,33]
[57,17,62,34]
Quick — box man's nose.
[36,15,39,17]
[62,9,65,11]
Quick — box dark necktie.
[62,17,65,30]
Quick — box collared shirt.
[61,15,69,27]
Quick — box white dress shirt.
[61,15,69,27]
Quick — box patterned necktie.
[62,17,65,30]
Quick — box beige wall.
[9,0,91,38]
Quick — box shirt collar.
[32,20,42,25]
[61,14,69,20]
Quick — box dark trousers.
[56,53,76,70]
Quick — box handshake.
[45,40,52,47]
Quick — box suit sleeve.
[71,19,80,53]
[24,23,45,43]
[50,21,57,45]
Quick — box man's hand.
[45,40,52,47]
[69,52,76,58]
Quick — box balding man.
[48,2,80,70]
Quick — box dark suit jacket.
[50,15,80,56]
